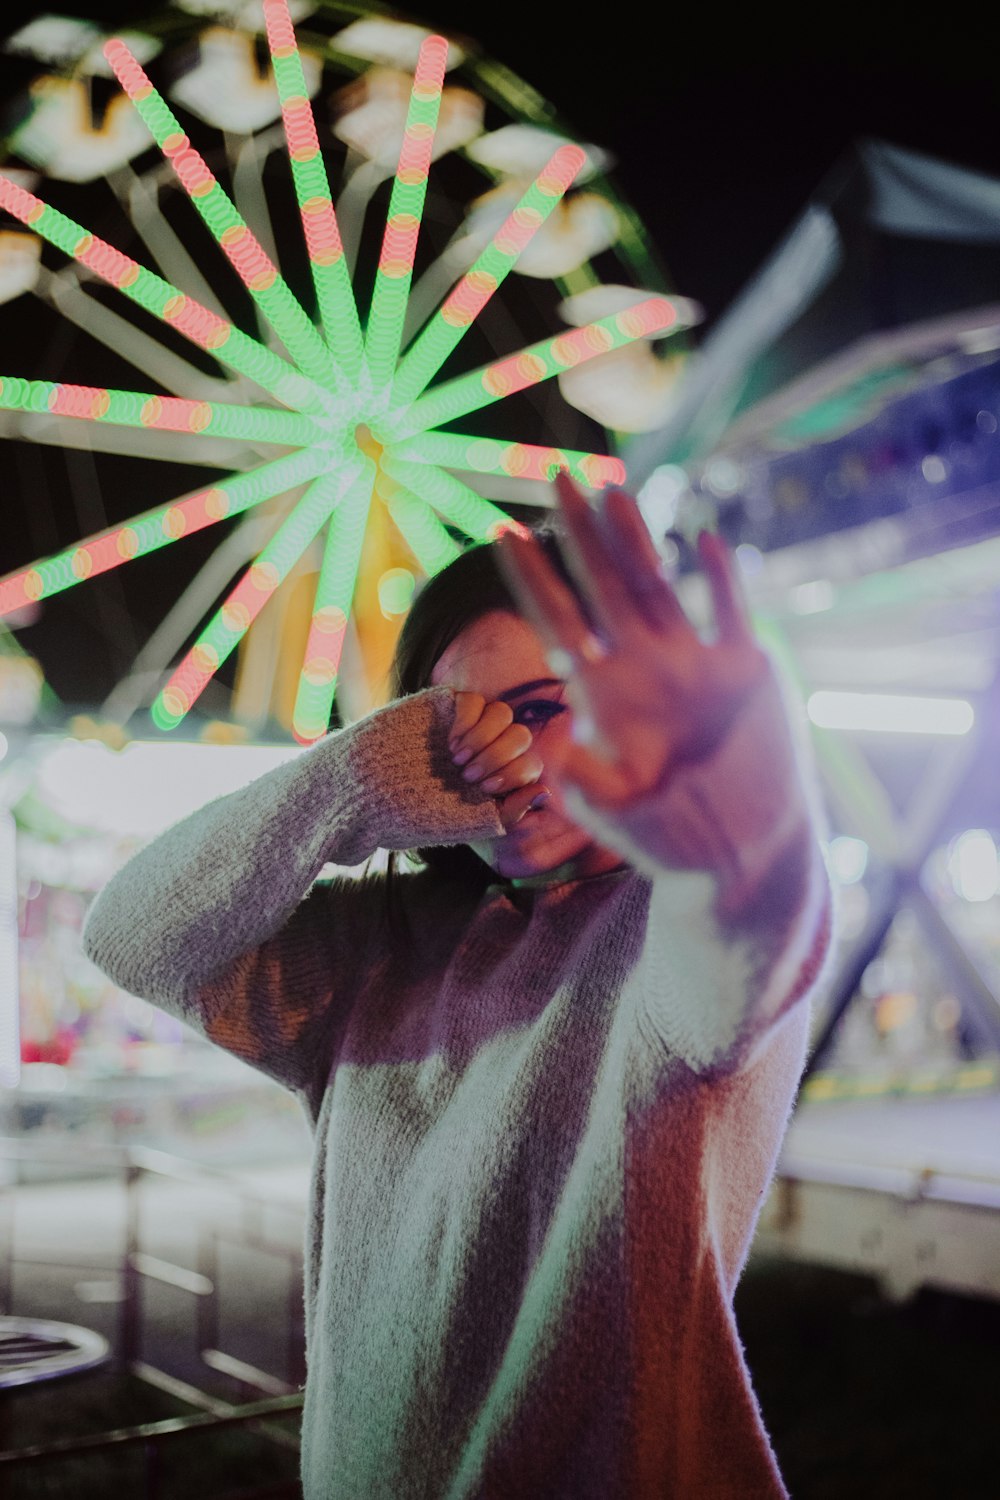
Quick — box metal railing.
[0,1136,308,1498]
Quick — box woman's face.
[430,609,624,882]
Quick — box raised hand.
[496,471,769,816]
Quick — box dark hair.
[385,524,585,885]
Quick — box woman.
[83,473,832,1498]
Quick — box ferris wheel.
[0,0,696,742]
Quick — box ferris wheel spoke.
[391,431,625,491]
[107,161,233,324]
[0,409,256,471]
[0,376,323,449]
[153,460,362,730]
[0,173,334,417]
[101,508,281,726]
[292,465,374,744]
[104,39,344,399]
[391,294,690,437]
[364,34,449,399]
[380,456,521,542]
[226,128,285,354]
[389,144,586,411]
[382,484,461,577]
[263,0,364,385]
[39,266,248,407]
[0,443,334,620]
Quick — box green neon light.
[0,445,334,619]
[364,35,448,396]
[380,456,510,542]
[292,464,373,743]
[383,483,461,575]
[390,144,585,410]
[152,464,356,729]
[104,40,339,396]
[0,174,333,418]
[264,0,364,385]
[393,430,624,488]
[0,6,665,735]
[0,377,323,446]
[393,296,681,438]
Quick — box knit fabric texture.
[83,677,832,1499]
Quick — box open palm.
[497,472,769,813]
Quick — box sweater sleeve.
[81,686,503,1092]
[567,664,833,1075]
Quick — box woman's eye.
[512,700,568,730]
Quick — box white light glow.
[828,835,869,885]
[34,737,300,838]
[11,78,153,182]
[790,578,835,614]
[0,812,19,1089]
[948,829,999,903]
[807,691,975,736]
[332,17,465,70]
[169,27,321,134]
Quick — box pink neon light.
[163,295,230,350]
[282,97,319,161]
[301,198,343,265]
[163,139,215,198]
[73,234,141,289]
[616,297,677,337]
[0,175,48,225]
[262,0,296,54]
[439,270,498,329]
[103,39,151,99]
[413,35,449,96]
[397,123,434,186]
[48,385,111,421]
[537,145,586,196]
[550,326,614,366]
[140,396,212,432]
[378,214,420,277]
[302,605,348,684]
[481,352,547,399]
[221,226,278,292]
[162,567,280,714]
[486,518,531,542]
[577,453,626,487]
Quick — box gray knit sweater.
[83,678,831,1499]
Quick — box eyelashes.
[512,685,568,731]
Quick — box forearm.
[82,687,503,1009]
[576,667,833,1072]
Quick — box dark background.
[3,2,1000,714]
[6,2,1000,334]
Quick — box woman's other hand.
[449,691,547,831]
[495,471,769,816]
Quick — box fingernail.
[452,747,472,765]
[462,764,482,782]
[529,789,551,810]
[481,774,503,793]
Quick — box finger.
[557,743,635,812]
[696,530,754,645]
[449,691,486,746]
[601,486,691,634]
[496,528,602,667]
[549,470,636,639]
[498,781,551,829]
[460,726,536,785]
[450,699,514,764]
